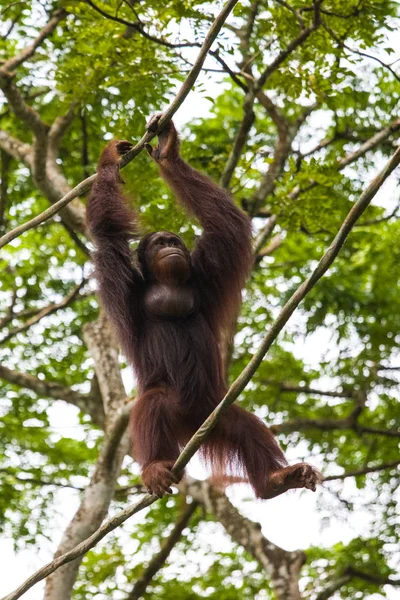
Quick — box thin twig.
[345,567,400,587]
[210,49,248,91]
[271,414,399,438]
[57,218,92,256]
[289,117,400,202]
[354,425,400,438]
[262,380,353,398]
[0,469,86,491]
[316,565,400,600]
[83,0,198,49]
[324,459,400,481]
[0,279,89,344]
[323,20,400,83]
[357,198,400,226]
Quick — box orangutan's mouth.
[161,251,184,259]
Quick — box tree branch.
[237,3,324,212]
[271,413,399,438]
[338,118,400,169]
[1,9,67,73]
[127,500,198,600]
[0,149,11,233]
[236,6,314,212]
[219,3,292,191]
[0,129,32,165]
[295,133,345,163]
[247,89,293,211]
[83,0,205,49]
[289,117,400,201]
[82,315,128,423]
[322,21,400,83]
[358,198,400,226]
[315,566,400,600]
[0,364,104,428]
[354,425,400,438]
[0,73,47,138]
[256,233,282,260]
[270,415,352,435]
[0,468,86,492]
[220,91,255,189]
[345,566,400,587]
[0,279,89,344]
[57,218,92,257]
[209,49,248,91]
[0,11,87,235]
[255,88,289,132]
[324,459,400,481]
[262,380,353,398]
[48,101,79,157]
[314,574,352,600]
[44,316,130,600]
[253,215,278,255]
[0,87,49,120]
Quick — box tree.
[0,1,399,599]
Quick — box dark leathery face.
[138,231,191,284]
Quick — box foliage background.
[0,0,399,599]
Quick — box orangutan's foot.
[260,463,323,499]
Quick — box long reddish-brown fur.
[86,124,320,499]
